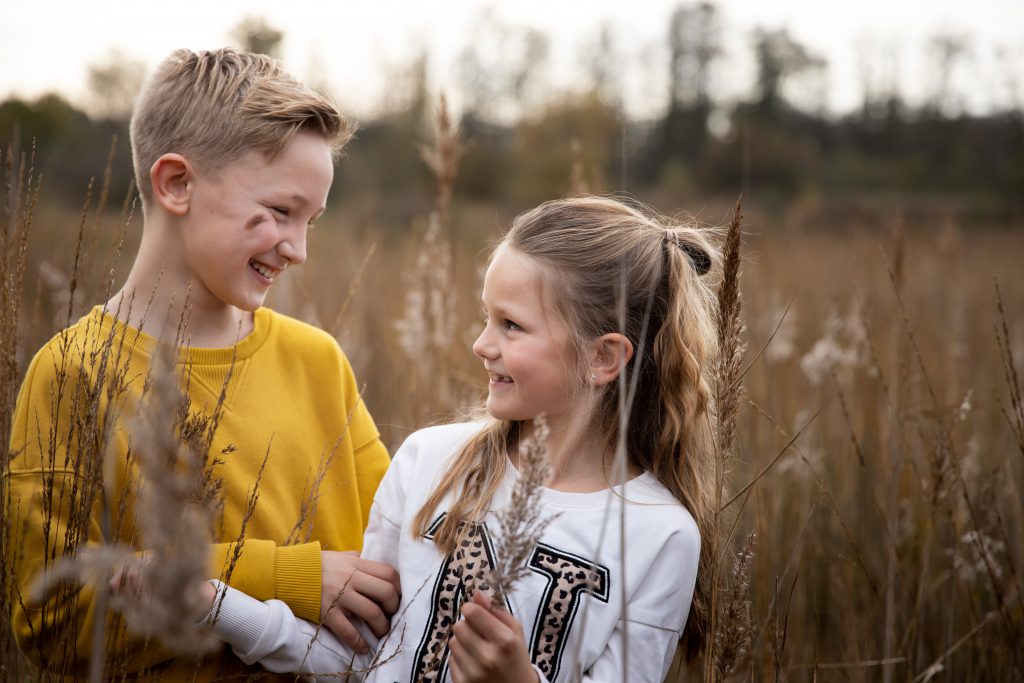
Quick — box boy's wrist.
[272,542,323,622]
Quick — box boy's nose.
[278,229,307,265]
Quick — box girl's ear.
[150,153,194,216]
[590,333,634,386]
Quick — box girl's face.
[472,246,579,428]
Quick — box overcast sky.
[2,0,1022,119]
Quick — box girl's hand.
[109,554,150,601]
[449,590,539,683]
[109,554,217,623]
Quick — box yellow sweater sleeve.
[253,322,390,620]
[6,341,179,673]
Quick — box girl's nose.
[472,325,497,360]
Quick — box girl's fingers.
[491,605,522,631]
[450,630,486,681]
[451,617,487,662]
[460,601,510,643]
[449,651,464,683]
[469,589,523,633]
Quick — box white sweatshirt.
[206,422,701,682]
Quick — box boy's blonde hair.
[130,47,352,206]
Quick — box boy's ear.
[590,333,634,386]
[150,153,194,216]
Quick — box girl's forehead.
[484,247,570,327]
[484,246,544,288]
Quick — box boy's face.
[180,131,334,313]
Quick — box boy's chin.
[228,292,269,312]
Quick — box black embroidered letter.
[412,514,508,682]
[527,543,610,681]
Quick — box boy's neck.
[106,286,254,349]
[106,224,254,349]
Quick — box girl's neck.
[518,418,641,494]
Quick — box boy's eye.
[271,207,289,217]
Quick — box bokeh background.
[2,1,1022,680]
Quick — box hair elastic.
[663,229,712,276]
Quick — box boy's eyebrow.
[276,192,323,207]
[281,193,326,218]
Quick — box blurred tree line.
[2,6,1021,227]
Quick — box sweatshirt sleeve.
[205,539,323,623]
[7,346,171,674]
[572,620,682,682]
[202,468,406,682]
[203,581,374,682]
[337,343,391,537]
[233,339,389,622]
[358,444,407,568]
[564,517,700,682]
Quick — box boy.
[7,48,398,679]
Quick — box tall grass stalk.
[705,197,746,682]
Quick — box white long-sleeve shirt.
[205,422,701,682]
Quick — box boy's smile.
[248,258,286,284]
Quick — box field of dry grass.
[2,128,1022,682]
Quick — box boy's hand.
[321,550,401,654]
[449,590,539,683]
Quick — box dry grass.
[2,114,1022,682]
[488,416,556,610]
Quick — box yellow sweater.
[6,306,390,680]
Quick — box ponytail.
[653,228,719,658]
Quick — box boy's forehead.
[203,134,333,201]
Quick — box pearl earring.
[590,372,597,384]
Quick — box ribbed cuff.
[273,542,322,623]
[202,580,271,655]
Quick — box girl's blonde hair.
[412,195,719,659]
[130,47,352,208]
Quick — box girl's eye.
[505,320,521,331]
[272,207,289,217]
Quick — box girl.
[201,196,719,682]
